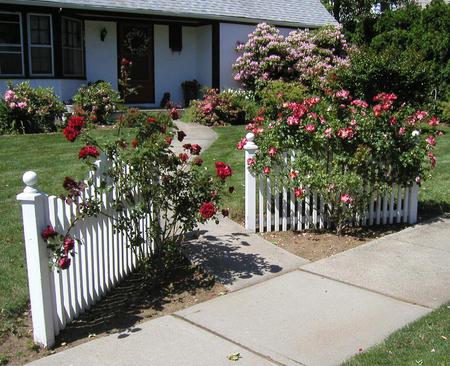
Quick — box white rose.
[412,130,420,137]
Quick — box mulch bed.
[261,224,407,262]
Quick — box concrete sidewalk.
[29,217,450,366]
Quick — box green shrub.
[0,81,65,134]
[190,89,257,126]
[73,81,121,124]
[334,48,433,107]
[257,81,307,119]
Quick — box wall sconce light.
[100,27,108,42]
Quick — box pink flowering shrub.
[233,23,350,91]
[190,89,251,126]
[0,81,65,134]
[241,89,442,234]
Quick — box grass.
[0,128,134,322]
[200,125,247,223]
[342,302,450,366]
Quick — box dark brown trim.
[211,21,220,89]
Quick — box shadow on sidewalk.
[184,231,283,287]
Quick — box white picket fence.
[17,155,152,347]
[243,133,419,232]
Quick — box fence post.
[244,133,258,231]
[408,183,419,224]
[16,171,55,348]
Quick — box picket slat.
[259,175,264,232]
[266,176,272,232]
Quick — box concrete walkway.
[29,216,450,366]
[172,120,218,154]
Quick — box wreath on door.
[123,28,151,56]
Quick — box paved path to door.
[29,122,450,366]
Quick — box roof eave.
[1,0,336,28]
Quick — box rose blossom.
[64,237,75,254]
[247,157,256,166]
[426,136,436,146]
[42,225,57,240]
[192,156,203,166]
[411,130,420,137]
[199,202,216,220]
[131,139,138,148]
[427,152,436,168]
[165,136,173,145]
[263,166,270,174]
[289,170,299,179]
[324,127,333,138]
[4,90,16,102]
[305,124,316,133]
[190,144,202,155]
[236,137,247,150]
[268,146,277,156]
[147,117,156,123]
[78,146,100,159]
[178,153,189,162]
[340,194,353,205]
[415,176,421,184]
[399,127,406,136]
[428,116,440,126]
[294,187,305,198]
[350,99,368,108]
[58,256,71,270]
[215,162,232,179]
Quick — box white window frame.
[27,13,54,77]
[0,11,25,77]
[61,16,84,77]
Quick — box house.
[0,0,336,106]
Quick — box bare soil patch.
[261,225,407,262]
[0,257,226,366]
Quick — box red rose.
[63,116,85,142]
[64,237,75,254]
[147,117,156,123]
[178,153,189,162]
[183,143,192,150]
[68,116,85,129]
[169,108,180,120]
[199,202,216,220]
[165,136,173,145]
[42,225,57,241]
[177,130,187,141]
[78,145,100,159]
[63,126,80,142]
[215,162,232,180]
[131,139,138,149]
[58,256,71,270]
[190,144,202,155]
[192,157,203,166]
[121,58,131,66]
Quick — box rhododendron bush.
[233,23,350,91]
[0,81,65,134]
[46,112,233,276]
[240,90,441,234]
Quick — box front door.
[118,22,154,104]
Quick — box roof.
[5,0,337,28]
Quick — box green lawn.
[0,128,134,321]
[342,302,450,366]
[200,125,247,223]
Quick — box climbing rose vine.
[47,111,233,274]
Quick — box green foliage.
[0,82,65,134]
[334,47,433,107]
[256,81,307,119]
[72,81,122,124]
[349,0,450,105]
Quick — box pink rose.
[340,194,353,205]
[268,146,277,156]
[294,187,305,198]
[305,124,316,133]
[263,166,270,174]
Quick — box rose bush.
[73,81,122,124]
[45,111,233,278]
[240,89,441,234]
[0,82,65,134]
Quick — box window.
[28,14,53,76]
[0,12,24,76]
[62,17,84,77]
[169,24,182,52]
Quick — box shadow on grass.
[418,199,450,221]
[56,256,216,346]
[184,231,282,286]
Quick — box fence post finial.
[17,172,55,348]
[244,133,258,231]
